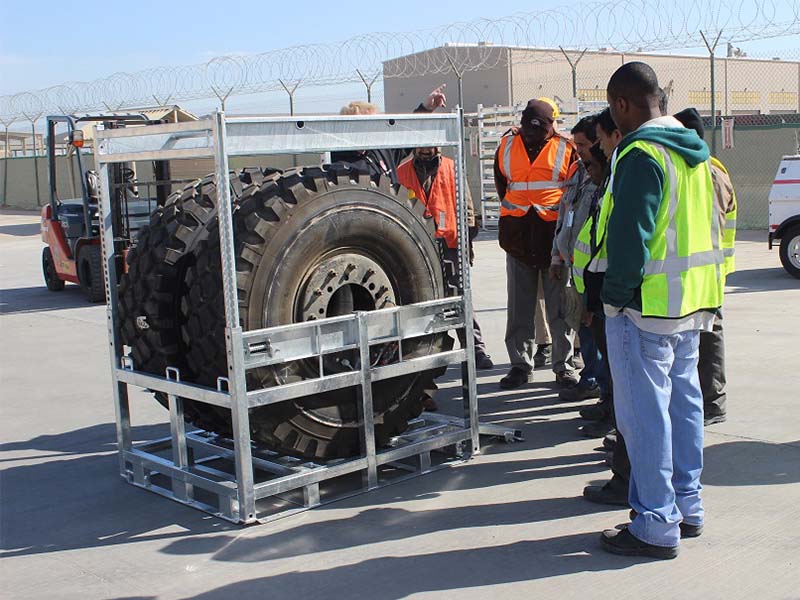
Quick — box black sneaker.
[628,510,704,539]
[475,352,494,370]
[580,400,611,421]
[559,383,601,402]
[601,527,678,559]
[704,412,727,426]
[533,344,551,367]
[583,476,629,506]
[499,367,534,389]
[555,370,579,388]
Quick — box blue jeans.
[605,313,704,548]
[577,324,610,397]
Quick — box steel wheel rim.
[790,234,800,270]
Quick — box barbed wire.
[1,0,798,123]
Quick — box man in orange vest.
[397,147,493,385]
[494,98,579,389]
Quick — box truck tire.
[180,165,453,459]
[42,247,65,291]
[779,224,800,279]
[78,245,105,302]
[117,169,272,429]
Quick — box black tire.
[78,245,105,302]
[181,165,453,459]
[118,168,272,429]
[42,247,65,291]
[778,225,800,279]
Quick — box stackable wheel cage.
[96,111,509,524]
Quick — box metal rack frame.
[95,111,520,524]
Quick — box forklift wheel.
[78,245,106,303]
[42,247,66,291]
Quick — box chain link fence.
[2,0,799,218]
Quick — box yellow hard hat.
[537,97,561,120]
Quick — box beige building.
[383,45,800,117]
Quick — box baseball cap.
[521,99,556,130]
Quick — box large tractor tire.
[118,168,271,429]
[180,165,453,459]
[78,244,106,303]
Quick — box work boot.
[422,394,438,412]
[583,475,629,506]
[704,411,727,426]
[533,344,551,367]
[475,351,494,370]
[580,399,611,421]
[555,370,579,388]
[601,527,678,559]
[499,367,534,389]
[628,510,704,538]
[559,382,601,402]
[580,419,614,438]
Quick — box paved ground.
[2,209,799,600]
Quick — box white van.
[768,154,800,279]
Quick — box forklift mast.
[46,113,173,242]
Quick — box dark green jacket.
[601,120,710,311]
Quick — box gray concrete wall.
[383,47,512,113]
[0,153,92,209]
[0,153,326,210]
[384,46,799,118]
[710,124,800,229]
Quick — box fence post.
[1,118,14,206]
[355,70,380,104]
[279,80,302,167]
[559,47,588,100]
[701,31,723,155]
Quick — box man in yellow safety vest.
[597,62,725,559]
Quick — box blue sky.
[2,0,797,118]
[3,0,798,93]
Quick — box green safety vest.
[578,140,724,318]
[572,151,618,294]
[711,156,737,276]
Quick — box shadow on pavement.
[0,423,235,559]
[160,492,617,563]
[703,439,800,486]
[724,267,799,294]
[0,222,41,237]
[174,534,638,600]
[0,285,93,314]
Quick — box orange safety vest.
[397,155,458,248]
[497,133,573,221]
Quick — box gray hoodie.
[551,160,598,268]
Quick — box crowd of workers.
[338,61,735,559]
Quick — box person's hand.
[424,85,447,111]
[548,264,562,280]
[581,309,594,327]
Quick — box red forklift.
[40,114,171,301]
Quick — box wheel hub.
[790,234,800,270]
[299,253,396,322]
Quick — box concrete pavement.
[1,210,799,600]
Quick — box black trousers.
[442,247,487,355]
[698,312,727,416]
[591,313,630,483]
